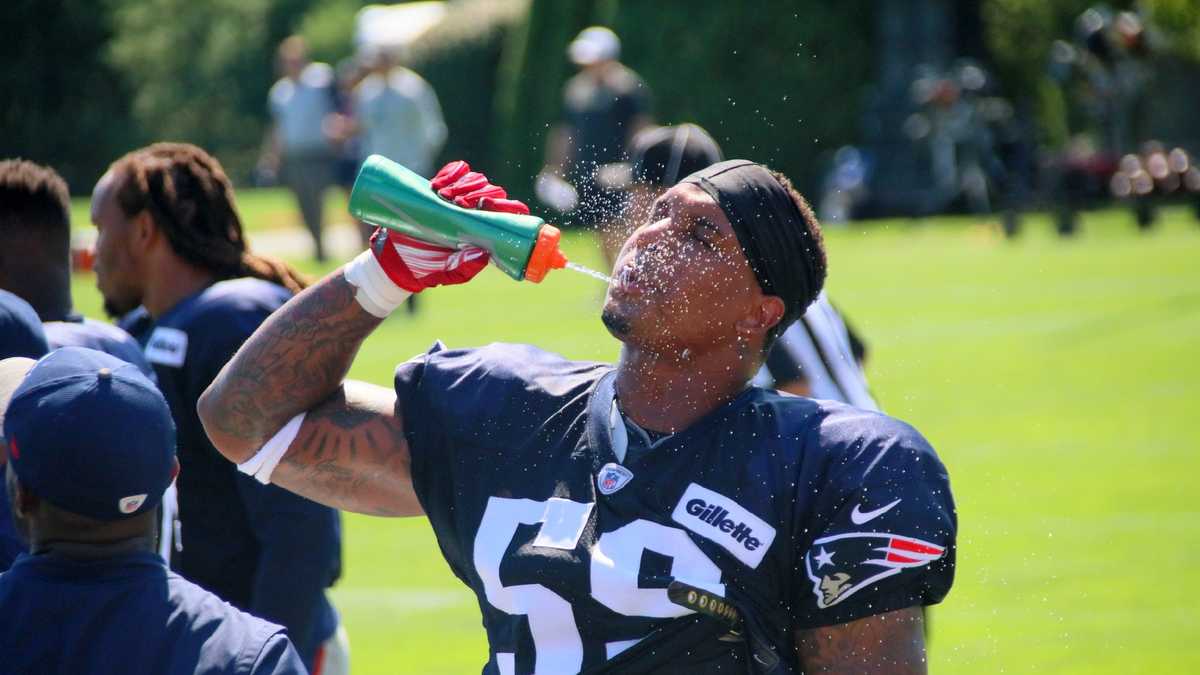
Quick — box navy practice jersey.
[396,343,956,674]
[0,551,304,675]
[43,314,155,380]
[124,278,342,668]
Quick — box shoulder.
[396,342,608,424]
[176,279,291,325]
[300,62,334,88]
[44,319,153,376]
[0,289,48,359]
[392,68,432,93]
[810,401,944,486]
[166,572,293,670]
[610,64,647,94]
[407,341,606,388]
[268,79,292,105]
[151,280,289,367]
[355,74,384,100]
[738,391,945,485]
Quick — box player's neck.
[143,259,218,319]
[614,344,751,435]
[2,264,73,322]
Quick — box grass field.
[68,197,1200,673]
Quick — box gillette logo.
[685,499,763,551]
[672,483,776,569]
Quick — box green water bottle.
[348,155,568,282]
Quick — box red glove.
[365,162,530,294]
[369,228,489,293]
[431,160,531,214]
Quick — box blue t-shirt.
[44,314,155,380]
[123,278,341,668]
[395,342,957,674]
[0,551,304,674]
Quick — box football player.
[92,143,346,674]
[0,159,152,376]
[200,160,956,673]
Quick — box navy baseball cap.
[0,289,49,360]
[3,347,176,520]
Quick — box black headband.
[682,159,824,328]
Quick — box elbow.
[196,384,219,436]
[197,382,255,464]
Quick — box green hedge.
[407,0,528,173]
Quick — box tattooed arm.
[794,607,927,674]
[198,272,422,516]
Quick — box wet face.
[91,172,144,318]
[602,183,766,354]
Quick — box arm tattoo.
[270,382,422,517]
[795,607,927,674]
[201,272,382,460]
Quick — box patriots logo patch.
[804,532,946,609]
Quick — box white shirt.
[353,67,447,177]
[269,63,336,154]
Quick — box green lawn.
[69,202,1200,673]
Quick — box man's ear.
[133,210,159,253]
[736,295,786,338]
[9,474,38,519]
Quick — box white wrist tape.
[343,249,413,318]
[237,412,306,484]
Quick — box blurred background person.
[92,143,346,674]
[263,35,338,262]
[0,290,48,572]
[0,159,151,376]
[0,158,166,571]
[751,293,879,410]
[0,348,305,675]
[541,26,651,268]
[350,46,447,241]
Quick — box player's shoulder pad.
[813,401,947,491]
[175,279,291,326]
[396,341,607,429]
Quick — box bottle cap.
[524,225,568,283]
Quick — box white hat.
[568,26,620,65]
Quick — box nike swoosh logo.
[849,498,902,525]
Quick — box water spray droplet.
[565,262,611,284]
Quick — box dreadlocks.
[110,143,308,294]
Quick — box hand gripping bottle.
[348,155,568,282]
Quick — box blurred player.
[0,347,304,674]
[0,289,48,571]
[543,26,652,267]
[263,36,338,261]
[92,143,346,673]
[200,160,956,673]
[0,159,151,376]
[752,292,878,410]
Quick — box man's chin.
[102,297,138,320]
[600,305,633,339]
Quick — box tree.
[106,0,315,179]
[0,0,137,189]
